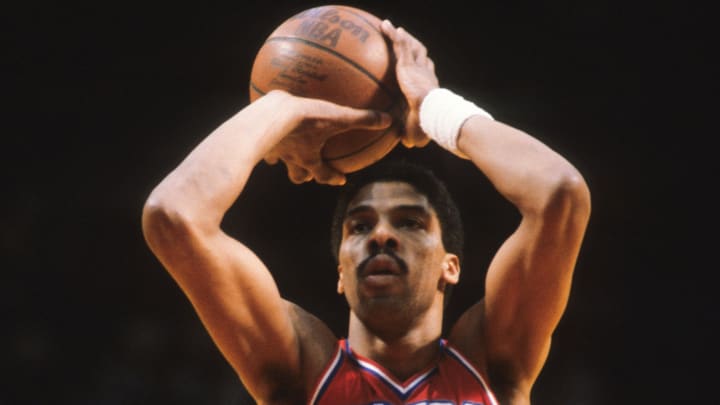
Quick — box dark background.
[4,1,714,404]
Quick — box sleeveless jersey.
[309,339,499,405]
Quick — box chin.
[356,295,411,323]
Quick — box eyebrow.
[345,204,431,218]
[395,204,431,215]
[345,205,373,218]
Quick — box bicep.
[452,206,589,389]
[148,225,305,397]
[493,205,588,375]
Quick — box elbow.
[141,190,198,255]
[565,169,591,219]
[540,167,592,225]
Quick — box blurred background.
[4,1,714,403]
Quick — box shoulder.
[285,302,339,391]
[448,304,534,404]
[256,302,339,403]
[448,300,488,369]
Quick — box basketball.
[249,5,403,173]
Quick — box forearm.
[457,116,588,215]
[145,91,296,229]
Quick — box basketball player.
[142,20,591,404]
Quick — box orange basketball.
[249,5,403,173]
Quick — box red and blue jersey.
[309,339,499,405]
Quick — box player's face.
[337,181,459,321]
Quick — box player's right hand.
[263,91,392,186]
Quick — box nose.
[367,221,399,255]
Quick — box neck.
[347,300,444,380]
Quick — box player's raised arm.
[141,90,390,401]
[382,20,591,402]
[452,112,590,400]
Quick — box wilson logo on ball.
[291,8,371,48]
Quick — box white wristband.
[419,88,494,158]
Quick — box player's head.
[330,160,464,312]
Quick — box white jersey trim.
[353,356,437,398]
[444,345,499,405]
[309,344,344,405]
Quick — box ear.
[441,254,460,285]
[337,264,345,295]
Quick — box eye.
[398,217,424,229]
[350,221,371,234]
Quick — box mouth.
[358,254,407,278]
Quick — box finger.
[405,30,427,61]
[285,161,313,184]
[396,26,424,48]
[333,107,393,132]
[299,100,393,145]
[310,163,346,186]
[355,109,393,130]
[401,28,428,62]
[380,19,397,40]
[393,27,426,63]
[382,20,410,60]
[401,112,430,148]
[264,151,280,165]
[401,125,420,148]
[399,111,415,147]
[402,134,431,148]
[414,136,431,148]
[382,19,430,65]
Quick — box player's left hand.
[381,19,438,148]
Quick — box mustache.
[356,247,408,277]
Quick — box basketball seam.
[324,126,399,161]
[264,36,398,99]
[249,81,265,96]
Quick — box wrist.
[419,88,493,158]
